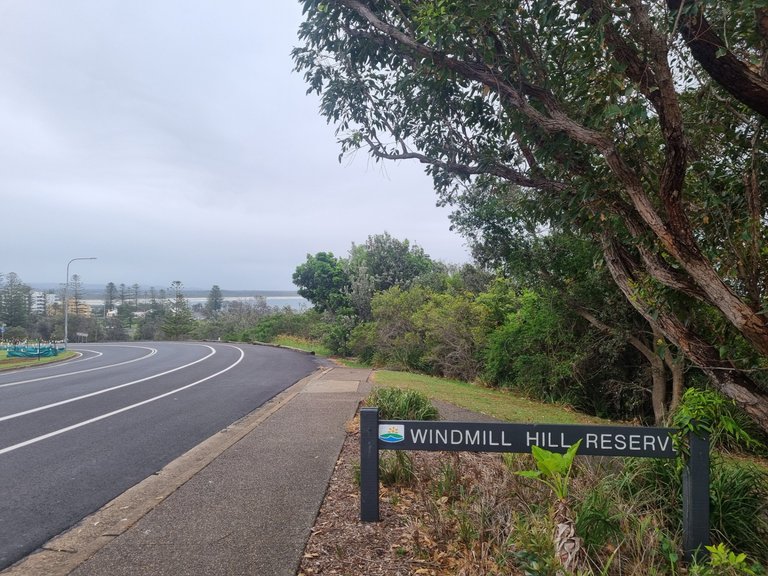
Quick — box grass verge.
[271,335,332,357]
[372,369,609,425]
[0,350,78,371]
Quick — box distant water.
[185,295,311,311]
[83,295,311,311]
[263,296,311,310]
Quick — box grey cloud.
[0,2,469,290]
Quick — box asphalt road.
[0,341,319,570]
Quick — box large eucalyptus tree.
[294,0,768,428]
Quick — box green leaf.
[516,470,542,480]
[562,439,582,469]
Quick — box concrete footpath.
[2,365,373,576]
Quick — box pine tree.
[205,285,224,319]
[162,281,195,340]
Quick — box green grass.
[335,358,372,369]
[268,338,603,424]
[372,370,609,425]
[0,350,78,371]
[272,335,332,357]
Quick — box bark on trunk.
[665,348,686,414]
[651,326,669,425]
[553,498,587,575]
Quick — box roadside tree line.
[0,275,277,344]
[253,231,741,431]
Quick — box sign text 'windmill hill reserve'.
[377,422,676,458]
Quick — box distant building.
[70,300,93,317]
[30,291,56,315]
[58,297,93,317]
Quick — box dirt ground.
[297,428,417,575]
[297,420,526,576]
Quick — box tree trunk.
[666,0,768,119]
[665,347,686,414]
[602,234,768,432]
[650,326,669,425]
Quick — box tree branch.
[667,0,768,119]
[362,135,568,192]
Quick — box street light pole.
[64,257,97,345]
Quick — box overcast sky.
[0,1,470,291]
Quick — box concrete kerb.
[245,339,321,356]
[0,366,335,576]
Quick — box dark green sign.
[360,408,709,562]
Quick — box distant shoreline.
[75,295,311,313]
[29,284,300,299]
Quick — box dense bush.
[348,321,377,364]
[671,387,767,454]
[348,287,492,381]
[618,455,768,565]
[413,292,491,381]
[243,309,327,343]
[368,286,430,371]
[321,314,356,356]
[484,291,579,401]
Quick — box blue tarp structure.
[3,344,63,358]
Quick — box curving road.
[0,341,320,570]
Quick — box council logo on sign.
[378,424,405,443]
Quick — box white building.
[30,291,56,315]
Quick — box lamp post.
[64,257,96,345]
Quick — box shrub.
[364,387,438,421]
[245,316,282,342]
[369,286,430,371]
[621,454,768,564]
[690,543,766,575]
[483,291,578,403]
[709,458,768,561]
[348,321,377,364]
[322,314,356,356]
[671,387,766,455]
[244,309,330,344]
[413,292,491,381]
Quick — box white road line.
[0,345,245,456]
[0,345,217,423]
[0,345,157,389]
